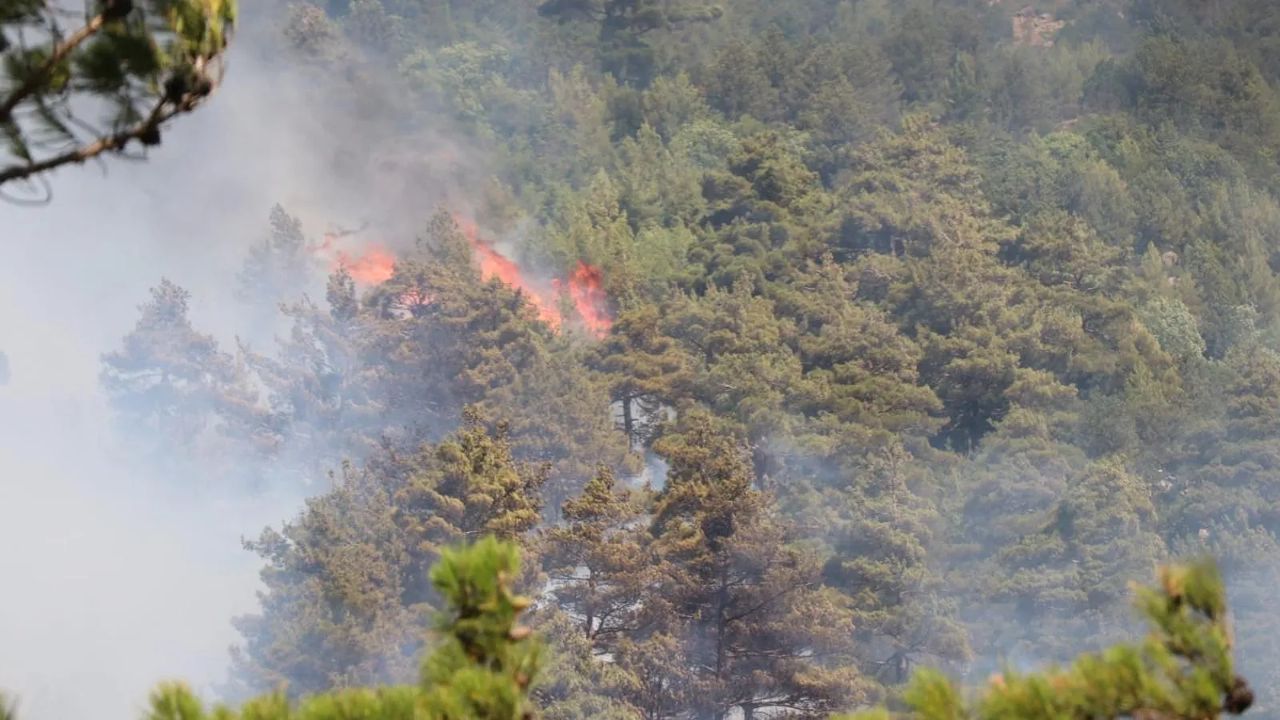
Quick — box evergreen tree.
[528,608,640,720]
[231,411,547,696]
[647,412,871,719]
[393,408,546,565]
[540,466,657,648]
[590,305,693,447]
[229,458,421,698]
[984,459,1165,665]
[811,443,970,686]
[535,0,722,84]
[243,268,381,478]
[100,278,267,458]
[236,205,318,313]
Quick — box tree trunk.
[584,573,596,637]
[716,563,728,679]
[622,393,635,449]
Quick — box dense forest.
[10,0,1280,717]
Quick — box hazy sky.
[0,13,362,718]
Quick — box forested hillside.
[87,0,1280,717]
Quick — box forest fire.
[467,234,564,330]
[311,219,614,337]
[558,262,612,338]
[312,233,396,285]
[335,245,396,285]
[456,217,614,338]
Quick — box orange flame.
[312,233,396,286]
[559,262,613,338]
[467,234,564,330]
[335,244,396,285]
[310,218,614,337]
[456,217,613,337]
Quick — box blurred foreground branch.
[0,0,236,199]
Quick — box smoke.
[0,4,481,719]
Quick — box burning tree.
[0,0,235,199]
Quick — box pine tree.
[590,305,694,448]
[836,113,1013,260]
[647,412,871,720]
[540,466,657,647]
[236,205,318,313]
[528,609,640,720]
[660,281,802,442]
[535,0,722,85]
[417,537,543,719]
[501,345,634,515]
[243,268,381,479]
[100,278,267,459]
[228,459,422,698]
[1170,347,1280,545]
[393,407,547,566]
[230,411,547,697]
[812,443,971,686]
[985,459,1164,665]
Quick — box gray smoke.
[0,4,473,718]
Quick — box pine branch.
[0,13,108,123]
[0,92,194,185]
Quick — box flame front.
[336,244,396,285]
[311,219,613,338]
[458,218,613,337]
[313,233,396,286]
[567,262,612,338]
[466,234,564,330]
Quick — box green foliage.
[419,538,542,718]
[644,412,875,719]
[236,205,319,314]
[228,412,548,698]
[100,278,271,467]
[141,538,540,720]
[536,0,722,84]
[835,560,1253,720]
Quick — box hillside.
[16,0,1280,718]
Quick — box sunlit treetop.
[0,0,235,201]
